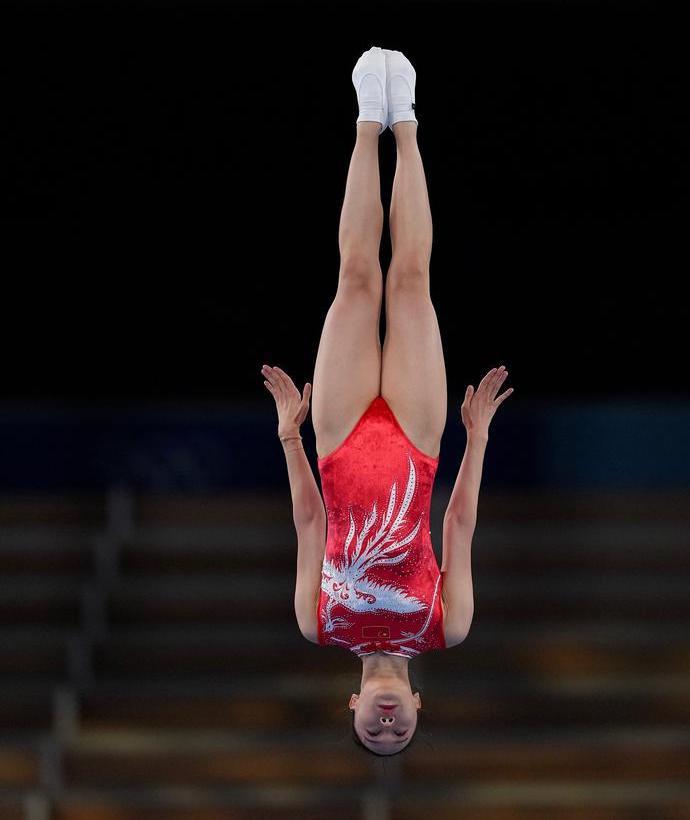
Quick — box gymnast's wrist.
[279,428,303,451]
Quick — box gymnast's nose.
[379,715,395,725]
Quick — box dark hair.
[349,671,427,757]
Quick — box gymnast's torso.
[315,395,447,658]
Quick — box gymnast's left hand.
[261,364,312,438]
[461,365,514,438]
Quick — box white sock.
[352,46,387,133]
[389,75,417,124]
[385,49,417,129]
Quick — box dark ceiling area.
[2,1,687,401]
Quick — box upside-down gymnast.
[261,46,513,756]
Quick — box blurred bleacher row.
[1,485,689,819]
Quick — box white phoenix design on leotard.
[320,452,428,634]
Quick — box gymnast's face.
[350,679,421,754]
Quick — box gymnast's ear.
[349,694,359,709]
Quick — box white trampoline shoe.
[352,46,388,133]
[384,49,417,130]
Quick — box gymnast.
[261,46,513,755]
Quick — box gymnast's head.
[349,652,421,755]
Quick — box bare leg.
[381,122,447,458]
[312,122,385,459]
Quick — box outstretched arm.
[261,364,324,525]
[441,365,513,643]
[261,364,326,641]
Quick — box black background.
[2,1,687,402]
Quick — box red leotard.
[316,395,446,659]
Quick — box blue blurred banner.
[0,401,688,492]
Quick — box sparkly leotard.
[316,395,445,658]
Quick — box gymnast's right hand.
[260,364,312,438]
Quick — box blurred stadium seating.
[1,475,689,818]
